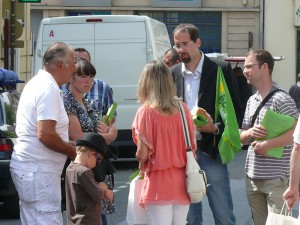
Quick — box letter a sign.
[49,30,54,37]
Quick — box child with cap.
[65,132,114,225]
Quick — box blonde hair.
[137,60,180,114]
[76,146,93,154]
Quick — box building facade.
[0,0,31,90]
[0,0,299,91]
[30,0,261,55]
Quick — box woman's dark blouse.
[63,88,101,132]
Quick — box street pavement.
[1,150,298,225]
[119,150,299,225]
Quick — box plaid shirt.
[86,79,115,116]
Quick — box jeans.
[102,214,107,225]
[187,150,236,225]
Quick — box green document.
[258,109,295,158]
[104,102,117,125]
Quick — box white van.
[34,15,171,158]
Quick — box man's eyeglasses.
[173,41,194,50]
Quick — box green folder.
[104,102,117,125]
[258,109,295,158]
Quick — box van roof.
[42,15,153,24]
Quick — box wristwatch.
[213,123,220,135]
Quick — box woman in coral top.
[132,60,197,225]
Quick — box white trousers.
[145,204,189,225]
[10,168,63,225]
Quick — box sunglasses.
[93,152,101,161]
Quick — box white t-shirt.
[10,70,69,175]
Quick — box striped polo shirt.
[242,83,299,179]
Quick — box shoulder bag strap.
[178,102,191,149]
[250,89,285,127]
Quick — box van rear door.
[41,23,95,62]
[94,21,147,130]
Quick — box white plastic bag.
[126,176,147,225]
[265,202,299,225]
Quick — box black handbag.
[91,144,118,182]
[92,158,117,183]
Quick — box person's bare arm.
[135,136,148,163]
[253,121,296,155]
[97,121,118,144]
[37,120,76,160]
[99,182,114,202]
[69,112,118,144]
[68,114,85,141]
[240,124,267,145]
[283,142,300,210]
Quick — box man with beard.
[170,24,242,225]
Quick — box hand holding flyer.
[104,103,117,125]
[258,109,295,158]
[191,107,208,127]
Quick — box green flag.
[215,66,241,164]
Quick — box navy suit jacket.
[171,55,242,158]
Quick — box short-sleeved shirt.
[242,83,298,179]
[10,70,69,175]
[66,162,103,225]
[132,103,196,207]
